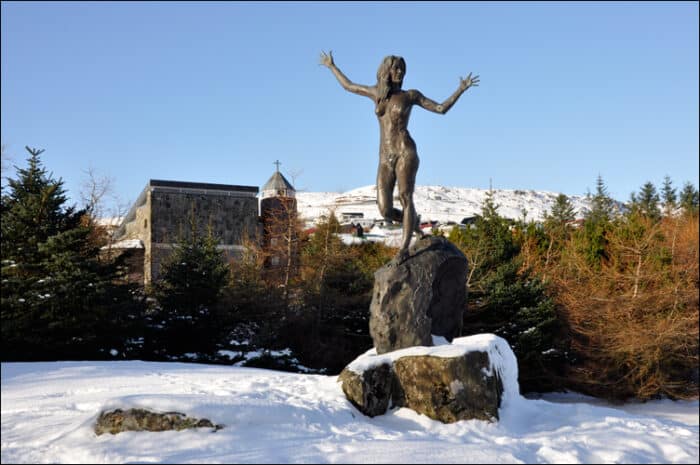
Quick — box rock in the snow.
[94,408,223,435]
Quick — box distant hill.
[296,185,592,225]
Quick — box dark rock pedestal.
[369,236,468,354]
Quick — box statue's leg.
[376,160,401,222]
[396,154,420,256]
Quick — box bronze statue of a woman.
[320,51,479,262]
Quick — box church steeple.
[262,160,295,199]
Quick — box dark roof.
[149,179,258,193]
[262,171,295,193]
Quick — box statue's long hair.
[375,55,405,117]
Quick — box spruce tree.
[151,214,230,356]
[547,193,576,226]
[1,147,136,360]
[580,175,615,267]
[586,174,615,222]
[449,192,566,392]
[679,182,699,216]
[634,181,661,221]
[539,194,577,278]
[661,175,677,216]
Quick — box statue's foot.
[389,249,410,267]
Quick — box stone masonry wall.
[148,189,259,283]
[150,190,258,245]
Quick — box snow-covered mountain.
[296,185,591,225]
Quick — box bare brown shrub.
[548,214,699,400]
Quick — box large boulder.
[392,351,503,422]
[339,334,518,423]
[369,236,468,354]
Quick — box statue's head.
[377,55,406,88]
[375,55,406,116]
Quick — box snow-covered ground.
[2,354,697,464]
[296,185,593,226]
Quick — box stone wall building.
[113,179,260,286]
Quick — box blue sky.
[2,1,698,211]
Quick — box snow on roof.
[103,239,144,249]
[95,217,124,227]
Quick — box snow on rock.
[340,334,516,423]
[347,334,520,407]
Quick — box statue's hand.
[320,50,334,68]
[460,72,480,90]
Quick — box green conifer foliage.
[661,175,677,216]
[547,193,576,226]
[633,181,662,221]
[1,147,138,360]
[679,182,699,216]
[448,190,566,392]
[580,175,615,268]
[151,215,230,355]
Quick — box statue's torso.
[378,91,417,160]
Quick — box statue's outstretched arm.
[320,51,376,99]
[412,72,479,114]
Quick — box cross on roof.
[273,160,281,172]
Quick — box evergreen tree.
[660,175,677,216]
[449,192,566,392]
[546,194,576,226]
[294,213,370,371]
[580,175,615,267]
[679,182,699,216]
[535,194,577,280]
[151,214,230,356]
[1,147,138,360]
[586,174,615,223]
[633,181,661,221]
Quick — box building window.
[271,256,280,266]
[144,219,148,229]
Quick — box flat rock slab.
[339,334,519,423]
[369,236,468,354]
[95,408,223,435]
